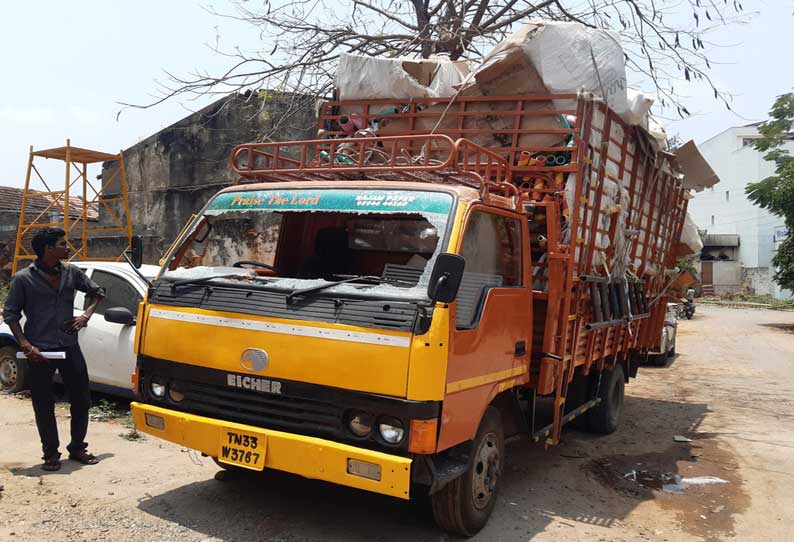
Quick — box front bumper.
[131,402,412,499]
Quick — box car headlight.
[348,411,374,437]
[150,378,167,398]
[168,382,185,403]
[378,417,405,444]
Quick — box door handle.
[515,340,527,357]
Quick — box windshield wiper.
[285,275,410,304]
[168,273,249,291]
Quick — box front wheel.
[431,406,504,537]
[0,345,26,393]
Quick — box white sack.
[335,52,469,100]
[484,21,630,122]
[625,89,654,126]
[679,213,704,256]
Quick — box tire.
[211,457,246,471]
[431,406,504,537]
[587,363,625,434]
[0,345,26,394]
[649,353,668,367]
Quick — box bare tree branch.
[120,0,750,122]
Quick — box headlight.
[150,378,166,398]
[168,382,185,403]
[348,411,374,437]
[378,417,405,444]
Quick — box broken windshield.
[160,188,455,300]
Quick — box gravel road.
[1,305,792,542]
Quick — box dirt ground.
[1,305,793,542]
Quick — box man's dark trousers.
[28,344,91,459]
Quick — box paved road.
[0,305,792,541]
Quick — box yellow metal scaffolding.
[12,139,133,274]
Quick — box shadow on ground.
[760,323,794,333]
[10,453,115,477]
[135,395,721,541]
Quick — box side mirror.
[104,307,136,326]
[427,253,465,303]
[130,235,144,269]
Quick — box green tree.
[746,93,794,291]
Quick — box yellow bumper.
[130,402,412,499]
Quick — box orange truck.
[128,94,688,536]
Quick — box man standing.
[3,228,105,471]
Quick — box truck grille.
[178,380,342,437]
[137,356,440,453]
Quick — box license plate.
[218,428,267,470]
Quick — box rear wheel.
[431,406,504,537]
[587,363,625,434]
[0,345,26,394]
[649,353,668,367]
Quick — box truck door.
[438,207,532,450]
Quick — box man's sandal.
[68,450,99,465]
[42,456,62,471]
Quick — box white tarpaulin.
[679,213,704,256]
[334,52,470,100]
[480,21,638,122]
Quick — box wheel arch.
[0,333,18,348]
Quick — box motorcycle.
[679,299,695,319]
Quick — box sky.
[0,0,792,190]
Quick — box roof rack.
[230,134,517,199]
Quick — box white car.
[0,262,159,396]
[648,302,679,366]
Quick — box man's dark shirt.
[2,261,104,349]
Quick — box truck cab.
[132,179,530,527]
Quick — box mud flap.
[413,440,473,495]
[626,350,644,379]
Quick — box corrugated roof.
[0,185,98,219]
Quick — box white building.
[688,124,792,299]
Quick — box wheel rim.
[0,358,18,389]
[471,431,501,510]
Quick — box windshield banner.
[207,189,453,215]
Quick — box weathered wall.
[100,91,316,263]
[712,260,742,294]
[742,267,772,296]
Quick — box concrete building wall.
[689,125,794,298]
[710,260,743,294]
[100,92,316,263]
[743,266,772,296]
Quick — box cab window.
[456,211,523,329]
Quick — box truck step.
[531,397,601,442]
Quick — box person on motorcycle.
[681,287,696,319]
